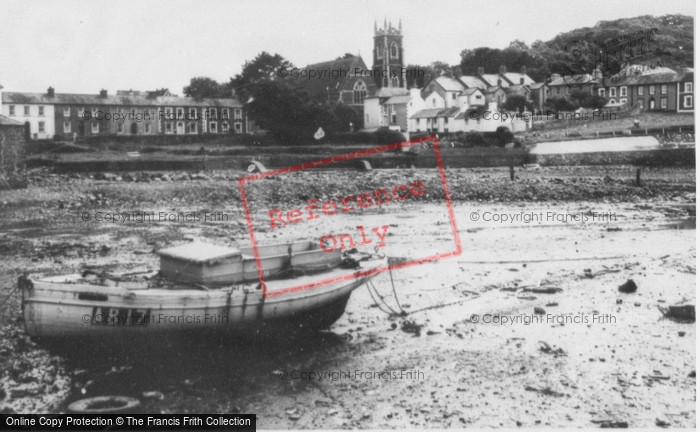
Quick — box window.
[91,122,99,133]
[117,123,123,133]
[610,87,616,97]
[234,109,242,119]
[165,122,173,134]
[189,108,196,119]
[684,95,693,108]
[390,43,398,59]
[661,85,667,95]
[391,76,399,87]
[38,106,44,116]
[176,108,184,119]
[24,106,30,116]
[620,86,627,97]
[221,109,229,119]
[92,107,98,117]
[209,108,217,119]
[63,122,71,133]
[234,122,242,133]
[222,122,229,133]
[9,106,15,116]
[649,85,655,95]
[376,43,383,59]
[598,88,605,97]
[78,108,84,118]
[63,107,70,116]
[209,122,217,133]
[353,81,367,105]
[556,87,560,95]
[685,83,693,92]
[189,123,197,134]
[38,121,45,133]
[452,93,456,100]
[620,98,627,104]
[637,87,643,96]
[145,123,152,134]
[661,98,667,109]
[432,98,436,107]
[165,107,173,119]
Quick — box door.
[176,122,184,135]
[78,121,85,136]
[649,99,655,110]
[130,122,138,134]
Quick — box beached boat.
[20,241,387,338]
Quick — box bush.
[495,126,514,147]
[374,128,406,146]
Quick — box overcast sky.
[0,0,694,95]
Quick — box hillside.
[459,14,694,82]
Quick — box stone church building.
[295,19,409,127]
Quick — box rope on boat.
[366,269,407,317]
[365,280,397,316]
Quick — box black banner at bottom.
[2,414,256,430]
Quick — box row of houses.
[0,87,248,140]
[363,64,694,135]
[364,65,536,134]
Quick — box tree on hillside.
[182,77,227,99]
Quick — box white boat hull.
[22,258,386,338]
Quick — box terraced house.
[0,87,247,140]
[596,67,694,113]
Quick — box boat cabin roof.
[157,242,242,263]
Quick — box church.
[294,19,409,128]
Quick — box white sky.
[0,0,695,95]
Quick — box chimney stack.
[47,87,55,97]
[477,67,484,76]
[551,73,561,82]
[99,89,108,98]
[498,65,507,75]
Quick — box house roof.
[549,74,597,87]
[0,114,23,126]
[529,82,548,89]
[505,85,530,93]
[374,87,409,97]
[461,88,482,96]
[1,92,243,107]
[484,86,504,94]
[479,74,502,86]
[501,73,535,86]
[410,107,460,119]
[457,76,487,89]
[433,76,465,92]
[382,95,411,105]
[455,107,489,120]
[295,55,372,100]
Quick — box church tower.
[372,18,406,90]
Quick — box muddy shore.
[0,166,695,428]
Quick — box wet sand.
[0,168,695,428]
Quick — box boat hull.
[22,259,385,339]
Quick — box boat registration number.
[90,307,151,326]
